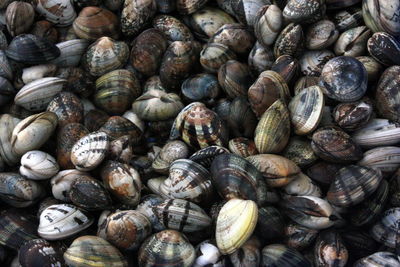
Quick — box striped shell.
[299,49,335,76]
[352,119,400,148]
[218,60,253,99]
[35,0,77,26]
[283,173,322,198]
[99,116,143,144]
[284,223,319,251]
[50,39,90,67]
[189,145,230,168]
[136,194,165,232]
[359,146,400,176]
[47,91,84,128]
[376,66,400,122]
[57,123,89,169]
[5,1,35,37]
[228,137,258,158]
[334,26,371,57]
[363,0,400,37]
[261,244,311,266]
[354,252,400,267]
[200,43,237,73]
[20,150,59,180]
[50,169,87,202]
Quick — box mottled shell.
[282,136,318,168]
[371,208,400,248]
[20,150,59,180]
[209,24,255,55]
[218,60,253,99]
[248,41,275,75]
[153,15,193,42]
[274,23,304,58]
[334,26,371,57]
[299,50,335,76]
[367,32,400,66]
[82,37,129,77]
[152,141,189,174]
[19,239,66,267]
[181,73,221,105]
[354,252,400,267]
[283,0,326,23]
[254,99,290,154]
[38,204,93,240]
[333,99,373,131]
[138,230,195,267]
[47,92,84,128]
[261,244,311,266]
[121,0,156,36]
[0,50,14,81]
[50,169,87,201]
[314,230,348,267]
[357,56,383,82]
[50,39,89,67]
[333,7,363,32]
[306,20,339,50]
[228,137,258,158]
[359,146,400,176]
[64,236,128,267]
[312,126,363,163]
[352,119,400,148]
[254,5,283,47]
[216,199,258,255]
[288,85,324,135]
[73,7,119,40]
[98,210,151,250]
[11,111,58,157]
[248,70,290,118]
[5,1,35,37]
[363,0,400,38]
[100,160,142,206]
[376,66,400,122]
[35,0,77,26]
[70,131,110,171]
[200,43,236,74]
[57,123,89,169]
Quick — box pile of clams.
[0,0,400,266]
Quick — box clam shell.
[333,7,363,32]
[352,119,400,148]
[274,23,304,58]
[19,238,66,267]
[152,141,189,174]
[209,23,255,55]
[306,20,339,50]
[6,1,35,37]
[256,207,285,241]
[333,98,373,131]
[334,26,371,57]
[367,32,400,66]
[121,0,156,36]
[282,136,318,168]
[99,116,143,144]
[47,91,84,128]
[284,223,319,251]
[194,240,225,267]
[218,60,253,99]
[371,208,400,248]
[30,20,59,44]
[354,252,400,267]
[0,114,21,166]
[363,0,400,37]
[254,5,283,47]
[261,244,311,266]
[50,39,90,67]
[358,146,400,176]
[375,65,400,122]
[189,145,230,168]
[153,15,193,42]
[35,0,76,26]
[248,41,275,75]
[200,43,236,73]
[0,50,14,80]
[228,96,258,138]
[283,0,326,23]
[229,236,261,267]
[20,150,59,180]
[176,0,207,15]
[299,49,335,76]
[50,169,87,202]
[314,230,348,267]
[283,173,322,198]
[136,194,166,232]
[228,137,258,158]
[21,64,58,84]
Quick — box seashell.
[228,96,258,138]
[358,146,400,176]
[132,90,183,121]
[333,7,363,32]
[283,0,326,23]
[14,77,66,112]
[0,172,44,207]
[159,41,196,90]
[211,154,268,205]
[216,199,258,255]
[30,20,59,44]
[5,1,35,37]
[306,161,344,187]
[153,15,193,42]
[70,131,110,171]
[38,204,93,240]
[314,230,348,267]
[209,23,255,55]
[82,37,129,77]
[11,111,58,157]
[121,0,156,36]
[327,165,382,207]
[6,34,60,64]
[357,56,383,82]
[271,55,300,86]
[371,208,400,248]
[228,137,258,158]
[181,73,221,105]
[108,135,133,164]
[230,236,261,267]
[282,136,317,168]
[284,223,319,251]
[248,71,290,118]
[367,32,400,66]
[299,49,335,76]
[20,150,58,180]
[0,51,14,81]
[333,98,373,131]
[189,145,230,168]
[311,126,363,163]
[339,228,379,262]
[229,0,272,27]
[138,230,195,267]
[50,39,89,67]
[283,173,322,197]
[100,160,142,207]
[375,66,400,122]
[254,99,290,154]
[69,175,113,210]
[0,114,21,166]
[218,60,253,99]
[0,209,38,250]
[21,64,58,84]
[73,7,119,40]
[176,0,207,14]
[98,210,151,250]
[153,199,211,232]
[354,252,400,267]
[50,169,87,201]
[152,141,189,174]
[35,0,77,26]
[200,43,237,74]
[273,23,304,59]
[194,239,225,267]
[294,76,320,95]
[55,67,93,98]
[247,154,300,188]
[143,75,167,92]
[334,26,371,57]
[156,0,176,13]
[261,244,311,266]
[288,85,324,135]
[19,239,66,267]
[136,194,166,232]
[0,77,16,106]
[64,236,128,267]
[248,42,275,75]
[362,0,400,38]
[352,118,400,148]
[306,20,339,50]
[281,196,340,229]
[213,98,231,122]
[254,5,283,47]
[255,207,285,242]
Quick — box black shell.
[19,239,67,267]
[367,32,400,66]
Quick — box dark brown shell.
[229,137,258,158]
[375,66,400,122]
[307,161,344,188]
[209,23,255,55]
[367,32,400,66]
[227,96,258,138]
[56,67,94,98]
[218,60,253,99]
[19,239,67,267]
[47,92,84,128]
[99,116,143,144]
[333,98,373,131]
[5,1,35,37]
[84,109,109,132]
[271,55,300,85]
[30,21,59,44]
[200,43,237,73]
[248,41,275,75]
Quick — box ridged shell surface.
[51,39,90,67]
[35,0,77,26]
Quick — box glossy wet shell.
[362,0,400,37]
[153,15,194,42]
[367,32,400,66]
[121,0,156,36]
[352,119,400,148]
[283,0,326,23]
[209,23,255,55]
[333,99,373,131]
[274,23,304,58]
[229,236,261,267]
[35,0,77,26]
[254,5,283,47]
[5,1,35,37]
[284,223,319,251]
[99,116,143,144]
[51,39,90,67]
[47,91,84,128]
[306,20,339,50]
[200,43,237,73]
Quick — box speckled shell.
[247,154,301,188]
[367,32,400,66]
[70,131,110,171]
[254,99,290,154]
[47,92,84,128]
[138,230,195,267]
[312,126,363,163]
[363,0,400,38]
[100,160,142,207]
[254,5,283,47]
[248,41,275,75]
[50,39,90,67]
[216,199,258,255]
[352,119,400,148]
[248,71,290,118]
[274,23,304,58]
[64,236,128,267]
[82,37,129,77]
[38,204,93,240]
[314,231,348,267]
[209,24,255,55]
[359,146,400,176]
[354,252,400,267]
[20,150,59,180]
[132,90,184,121]
[228,96,258,138]
[19,238,66,267]
[11,111,58,157]
[0,114,21,166]
[261,244,311,266]
[200,43,237,74]
[73,7,119,40]
[334,26,371,57]
[230,0,271,27]
[189,145,230,168]
[333,99,373,131]
[282,137,318,168]
[153,15,193,42]
[327,165,382,207]
[306,20,339,50]
[121,0,156,36]
[288,85,324,135]
[35,0,77,26]
[284,223,319,251]
[283,0,326,23]
[57,123,89,169]
[5,1,35,37]
[98,210,151,250]
[153,199,211,232]
[376,66,400,122]
[281,196,340,229]
[6,34,60,64]
[371,208,400,248]
[50,169,87,201]
[299,49,335,76]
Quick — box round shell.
[20,150,59,180]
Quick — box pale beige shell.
[20,150,59,180]
[21,64,58,84]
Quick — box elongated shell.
[38,204,93,240]
[153,15,194,42]
[274,23,304,58]
[35,0,76,26]
[367,32,400,66]
[261,244,311,266]
[216,199,258,255]
[50,39,90,67]
[121,0,156,36]
[333,98,373,131]
[20,150,59,180]
[354,252,400,267]
[254,99,290,154]
[283,0,326,23]
[254,5,283,47]
[200,43,236,73]
[352,119,400,148]
[360,146,400,176]
[314,230,348,267]
[371,208,400,248]
[363,0,400,38]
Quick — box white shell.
[147,177,170,199]
[71,131,110,171]
[358,146,400,174]
[20,150,59,180]
[352,119,400,148]
[50,39,89,67]
[38,204,93,240]
[22,64,58,84]
[14,77,67,111]
[194,242,223,267]
[51,169,87,201]
[282,173,322,197]
[35,0,76,26]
